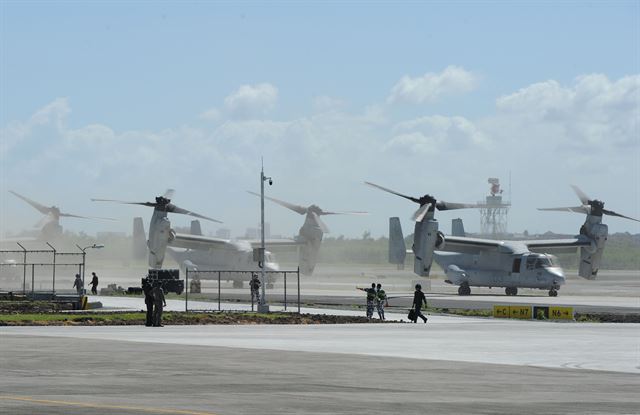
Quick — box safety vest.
[366,288,376,301]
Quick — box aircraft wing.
[247,238,300,248]
[440,236,527,255]
[171,233,233,250]
[524,237,592,254]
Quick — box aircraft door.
[512,257,521,273]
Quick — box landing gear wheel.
[458,283,471,296]
[548,289,558,297]
[233,280,243,289]
[505,287,518,296]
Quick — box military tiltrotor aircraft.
[168,192,367,282]
[95,189,366,287]
[8,190,114,241]
[247,191,368,274]
[367,182,638,297]
[92,189,223,268]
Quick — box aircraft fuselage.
[435,251,565,293]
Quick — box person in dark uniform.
[250,273,261,305]
[89,272,99,295]
[152,282,166,327]
[375,283,387,320]
[73,274,83,295]
[412,284,428,323]
[363,283,377,320]
[143,278,154,327]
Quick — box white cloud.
[388,115,490,154]
[224,83,278,118]
[199,107,221,121]
[29,97,71,128]
[388,65,478,104]
[494,74,640,150]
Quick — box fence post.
[218,271,221,311]
[297,267,300,314]
[31,264,35,296]
[17,243,26,295]
[284,272,287,311]
[47,243,56,295]
[185,268,189,312]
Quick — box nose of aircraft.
[550,268,566,286]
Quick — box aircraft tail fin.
[190,220,202,236]
[452,218,465,237]
[132,217,147,260]
[389,217,406,267]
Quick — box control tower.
[478,178,511,237]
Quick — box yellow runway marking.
[0,396,219,415]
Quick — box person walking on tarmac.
[152,282,166,327]
[356,283,377,320]
[89,272,99,295]
[412,284,428,323]
[143,278,154,327]
[250,273,261,305]
[73,274,83,296]
[375,283,388,320]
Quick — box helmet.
[415,284,422,290]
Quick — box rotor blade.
[91,198,156,207]
[436,201,482,211]
[537,206,590,214]
[163,189,175,200]
[168,205,223,223]
[59,213,117,221]
[570,185,590,205]
[247,191,308,215]
[364,182,420,204]
[319,210,368,216]
[311,211,330,233]
[602,209,640,222]
[9,191,52,215]
[411,203,431,222]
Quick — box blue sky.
[1,1,639,239]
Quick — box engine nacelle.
[147,212,174,269]
[297,220,324,275]
[578,222,608,280]
[413,219,438,277]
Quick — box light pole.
[76,243,104,294]
[259,160,272,313]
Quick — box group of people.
[72,272,99,295]
[359,283,388,320]
[143,279,167,327]
[360,283,429,323]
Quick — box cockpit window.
[527,255,553,269]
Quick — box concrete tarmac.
[2,319,639,414]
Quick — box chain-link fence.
[185,269,300,313]
[0,243,86,298]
